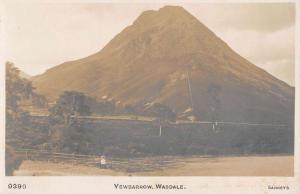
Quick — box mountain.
[33,5,294,124]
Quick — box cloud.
[217,26,294,85]
[186,3,295,33]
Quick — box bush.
[5,145,23,176]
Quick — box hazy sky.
[2,2,295,85]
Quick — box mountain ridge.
[33,5,294,124]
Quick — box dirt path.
[14,155,293,176]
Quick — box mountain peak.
[133,5,196,27]
[158,5,197,20]
[158,5,188,13]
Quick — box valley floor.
[14,155,293,176]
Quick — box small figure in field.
[100,155,106,169]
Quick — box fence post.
[72,153,75,166]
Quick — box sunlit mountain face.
[33,6,294,124]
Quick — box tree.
[146,103,176,122]
[49,91,91,123]
[5,62,31,174]
[6,62,34,128]
[5,145,23,175]
[6,62,37,110]
[207,83,221,122]
[6,62,23,114]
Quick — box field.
[14,155,293,176]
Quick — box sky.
[2,2,295,85]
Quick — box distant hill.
[33,5,294,124]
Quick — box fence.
[13,148,180,173]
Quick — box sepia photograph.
[1,1,299,193]
[4,1,296,177]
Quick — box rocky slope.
[33,6,294,123]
